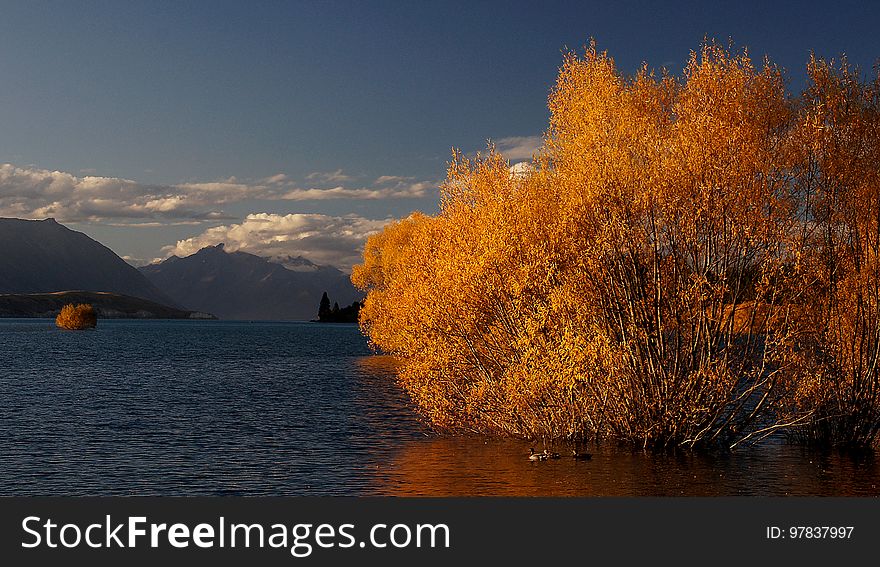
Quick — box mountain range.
[0,217,361,320]
[0,217,175,306]
[139,244,360,320]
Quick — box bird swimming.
[528,448,548,461]
[571,449,593,460]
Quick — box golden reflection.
[354,355,403,377]
[366,438,879,496]
[352,354,879,496]
[366,438,624,497]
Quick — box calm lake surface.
[0,319,877,496]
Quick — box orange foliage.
[55,303,98,330]
[775,55,880,446]
[353,41,880,449]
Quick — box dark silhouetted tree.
[318,291,331,320]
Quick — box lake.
[0,319,877,496]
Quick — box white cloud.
[280,180,433,201]
[509,161,535,179]
[375,175,411,185]
[122,255,162,267]
[306,169,353,184]
[0,163,437,223]
[261,173,289,184]
[103,221,204,227]
[493,135,543,161]
[163,213,393,271]
[0,163,215,222]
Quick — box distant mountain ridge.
[0,291,214,319]
[139,244,361,320]
[0,217,178,306]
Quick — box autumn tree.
[56,303,98,330]
[778,55,880,447]
[353,41,880,449]
[538,42,803,448]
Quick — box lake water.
[0,319,877,496]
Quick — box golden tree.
[354,41,880,449]
[541,43,799,447]
[779,56,880,447]
[56,303,98,330]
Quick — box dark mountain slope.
[0,217,177,306]
[139,244,361,320]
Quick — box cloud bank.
[163,213,392,271]
[493,135,543,161]
[0,163,436,223]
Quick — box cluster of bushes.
[317,292,361,323]
[55,303,97,330]
[353,42,880,450]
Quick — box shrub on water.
[55,303,98,330]
[352,41,880,450]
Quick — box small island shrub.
[56,303,98,330]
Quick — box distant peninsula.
[314,291,360,323]
[0,291,215,320]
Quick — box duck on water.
[528,448,591,461]
[528,448,548,461]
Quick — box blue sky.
[1,0,879,268]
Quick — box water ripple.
[0,319,877,496]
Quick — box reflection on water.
[354,354,404,376]
[351,351,879,496]
[368,437,879,496]
[0,319,877,496]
